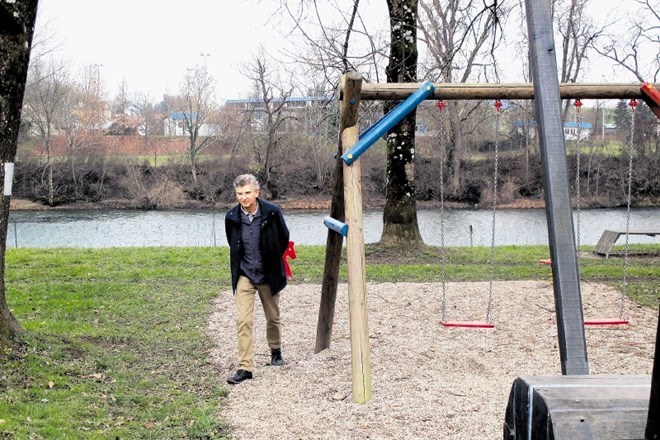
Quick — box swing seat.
[441,321,495,328]
[583,318,629,326]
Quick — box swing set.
[315,75,658,404]
[310,3,659,436]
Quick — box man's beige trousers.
[235,275,282,371]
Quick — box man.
[224,174,290,384]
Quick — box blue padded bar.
[323,216,348,236]
[341,81,435,165]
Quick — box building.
[562,121,593,140]
[163,111,218,137]
[514,120,593,140]
[223,95,335,135]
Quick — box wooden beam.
[353,82,659,101]
[341,72,372,404]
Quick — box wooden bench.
[593,229,660,257]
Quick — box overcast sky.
[33,0,650,104]
[34,0,301,101]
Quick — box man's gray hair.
[233,174,260,189]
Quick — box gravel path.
[208,281,657,439]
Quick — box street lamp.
[92,63,103,92]
[91,64,104,129]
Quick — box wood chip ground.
[208,281,657,439]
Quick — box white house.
[514,120,593,140]
[562,121,593,140]
[163,111,218,137]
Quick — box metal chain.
[574,100,582,279]
[621,100,637,321]
[438,102,448,323]
[487,102,502,323]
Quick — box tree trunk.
[190,149,198,185]
[0,0,39,347]
[381,0,422,246]
[70,156,78,197]
[67,137,79,197]
[524,127,531,187]
[0,196,23,344]
[96,155,109,199]
[47,139,54,205]
[188,126,198,185]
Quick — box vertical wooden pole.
[340,72,372,403]
[646,306,660,439]
[314,77,350,353]
[524,0,589,375]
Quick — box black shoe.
[227,369,253,384]
[271,348,284,366]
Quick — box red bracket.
[640,83,660,120]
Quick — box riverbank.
[9,196,547,211]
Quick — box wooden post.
[646,307,660,440]
[525,0,589,375]
[340,72,371,403]
[315,75,352,353]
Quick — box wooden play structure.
[314,0,660,437]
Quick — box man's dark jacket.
[225,198,290,295]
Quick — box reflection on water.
[6,207,660,248]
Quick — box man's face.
[235,183,260,213]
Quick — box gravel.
[208,281,657,439]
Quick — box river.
[6,207,659,249]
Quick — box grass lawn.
[0,244,658,438]
[1,248,231,439]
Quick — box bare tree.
[0,0,39,348]
[108,79,137,135]
[294,79,339,191]
[272,0,388,88]
[418,0,506,193]
[179,65,217,185]
[593,0,659,83]
[57,66,108,199]
[22,59,69,205]
[132,94,161,165]
[240,53,295,197]
[28,6,63,67]
[552,0,605,118]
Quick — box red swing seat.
[440,321,495,328]
[583,318,629,326]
